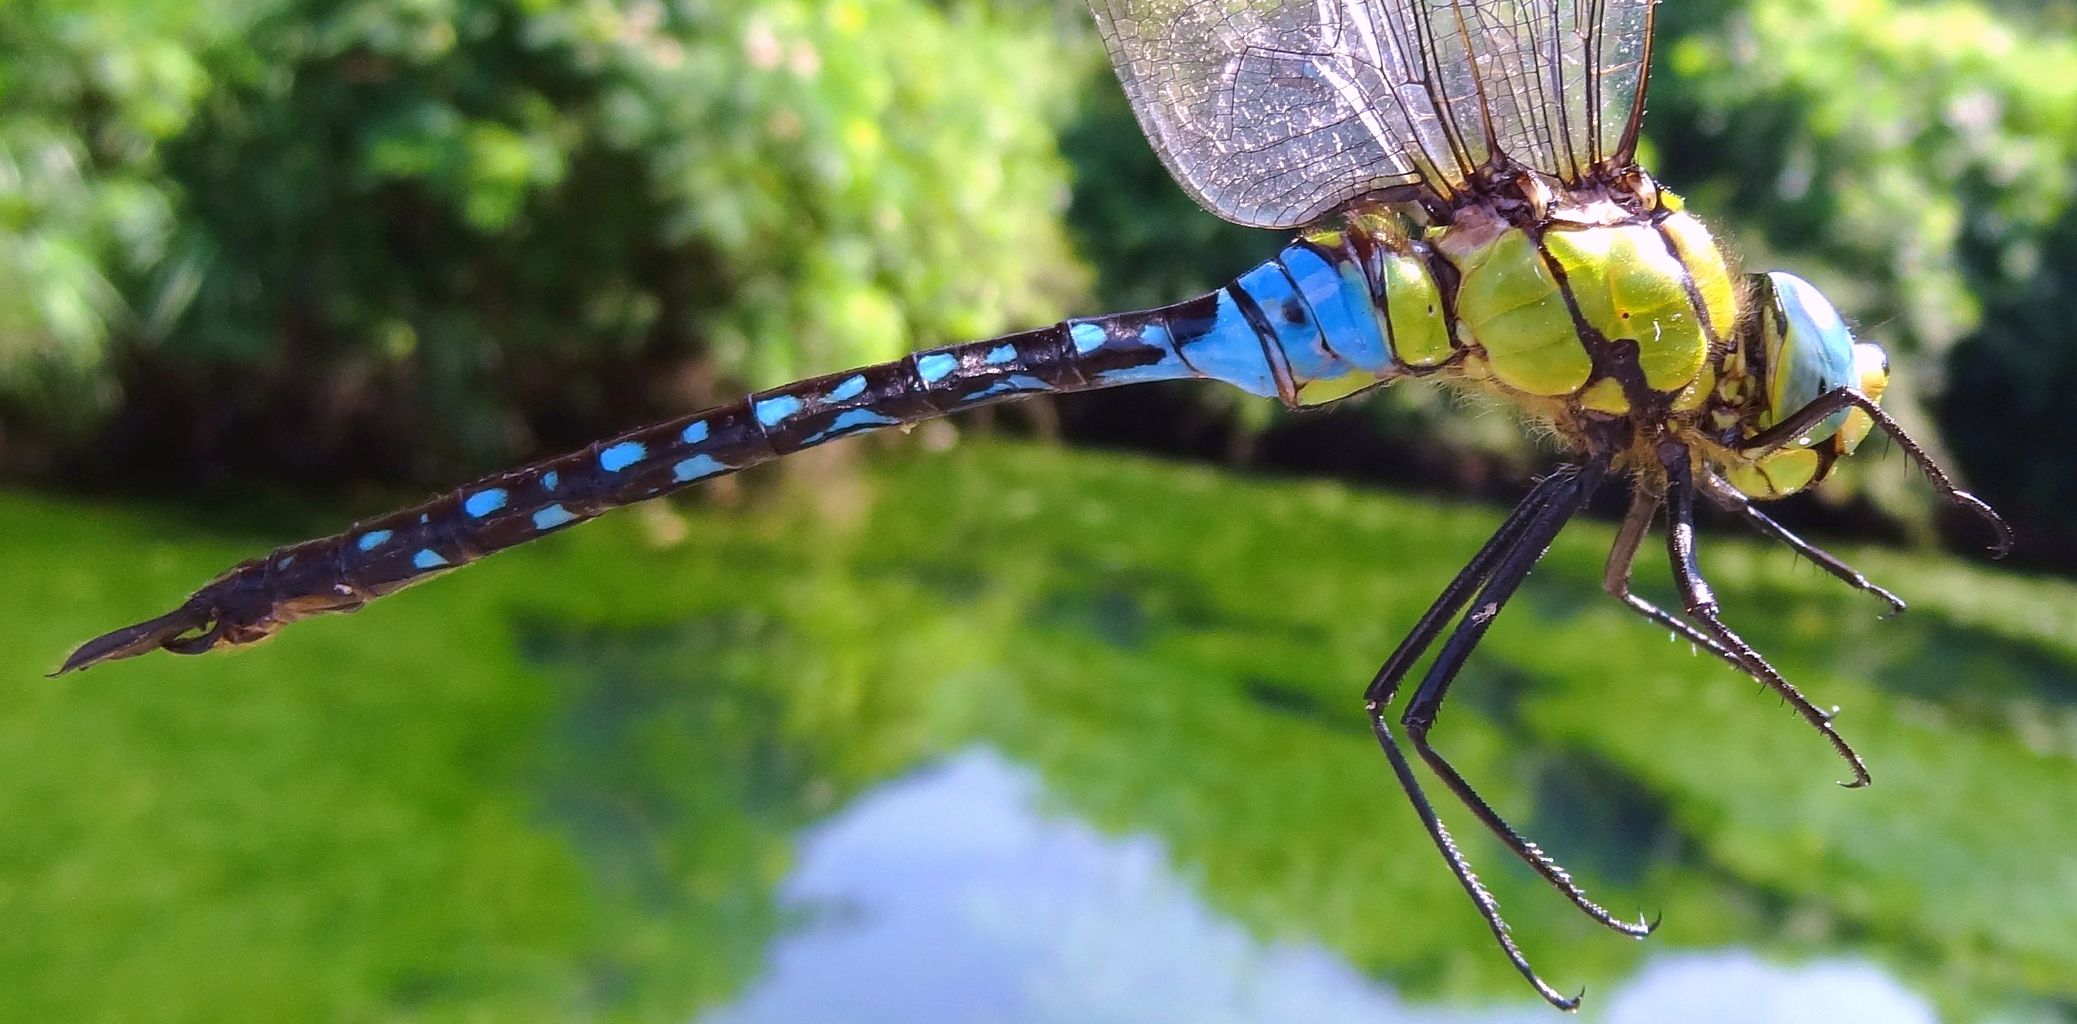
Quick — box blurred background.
[5,0,2077,1020]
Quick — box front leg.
[1739,386,2009,555]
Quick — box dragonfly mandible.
[64,0,2011,1007]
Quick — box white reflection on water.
[697,748,1932,1024]
[1603,952,1935,1024]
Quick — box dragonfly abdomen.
[62,229,1454,671]
[179,330,1127,633]
[326,242,1420,586]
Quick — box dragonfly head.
[1722,272,1889,500]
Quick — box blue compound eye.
[1758,271,1859,439]
[1727,273,1895,500]
[1723,272,1880,501]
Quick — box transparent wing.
[1088,0,1657,228]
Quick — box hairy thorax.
[1411,172,1748,479]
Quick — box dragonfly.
[65,0,2010,1008]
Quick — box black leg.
[1397,459,1654,940]
[1365,457,1632,1011]
[1363,467,1575,707]
[1401,459,1606,725]
[1665,457,1871,788]
[1601,485,1742,673]
[1371,715,1583,1010]
[1738,387,2010,556]
[1698,473,1906,616]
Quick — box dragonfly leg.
[1395,459,1652,937]
[1363,467,1576,708]
[1369,719,1585,1010]
[1737,387,2011,556]
[1665,456,1871,788]
[1698,474,1906,616]
[1367,457,1628,1011]
[1601,485,1742,671]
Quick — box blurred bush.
[0,0,226,438]
[0,0,1087,477]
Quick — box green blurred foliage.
[0,0,233,435]
[1,0,1086,468]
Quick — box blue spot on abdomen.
[1081,317,1188,386]
[673,455,726,483]
[825,375,867,402]
[961,375,1051,403]
[599,441,645,472]
[356,530,393,552]
[413,549,449,570]
[532,504,578,531]
[915,352,958,383]
[754,394,803,428]
[464,489,509,518]
[802,408,901,444]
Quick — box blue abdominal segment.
[1280,242,1391,375]
[1167,289,1281,398]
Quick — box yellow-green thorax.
[1304,177,1886,502]
[1433,186,1736,426]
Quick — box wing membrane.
[1089,0,1657,228]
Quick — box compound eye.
[1759,272,1859,443]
